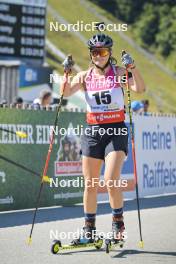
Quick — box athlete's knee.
[84,177,99,192]
[105,178,120,192]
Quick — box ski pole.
[122,50,144,248]
[0,127,27,138]
[27,56,72,244]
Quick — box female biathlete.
[60,33,145,244]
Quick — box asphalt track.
[0,195,176,264]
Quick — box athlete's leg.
[69,156,103,245]
[104,151,126,212]
[82,156,103,214]
[104,151,126,239]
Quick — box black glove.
[121,50,135,69]
[62,55,74,73]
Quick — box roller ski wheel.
[94,236,103,249]
[105,238,124,254]
[105,239,111,254]
[51,240,62,254]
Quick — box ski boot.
[105,221,125,253]
[69,225,103,249]
[70,226,96,245]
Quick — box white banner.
[134,115,176,197]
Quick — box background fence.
[0,107,176,211]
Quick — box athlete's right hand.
[62,55,74,73]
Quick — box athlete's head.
[87,33,113,49]
[87,33,113,70]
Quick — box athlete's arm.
[118,67,146,93]
[60,71,87,97]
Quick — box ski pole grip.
[67,54,72,61]
[122,50,129,71]
[62,54,74,74]
[95,22,105,32]
[122,50,126,56]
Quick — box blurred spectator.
[32,89,52,108]
[131,100,144,114]
[52,97,60,105]
[142,99,149,115]
[51,97,68,107]
[0,99,7,107]
[13,96,23,108]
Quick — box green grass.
[47,0,176,113]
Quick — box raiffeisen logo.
[143,161,176,188]
[141,124,176,189]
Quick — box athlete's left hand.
[121,52,135,69]
[62,55,75,73]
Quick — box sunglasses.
[90,49,110,57]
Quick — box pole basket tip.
[138,240,144,248]
[16,131,27,138]
[42,176,51,184]
[27,237,32,245]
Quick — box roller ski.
[105,220,126,254]
[51,226,103,254]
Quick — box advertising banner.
[0,109,176,211]
[134,115,176,197]
[0,108,85,211]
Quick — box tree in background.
[156,5,176,56]
[134,3,159,47]
[114,0,145,23]
[90,0,176,70]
